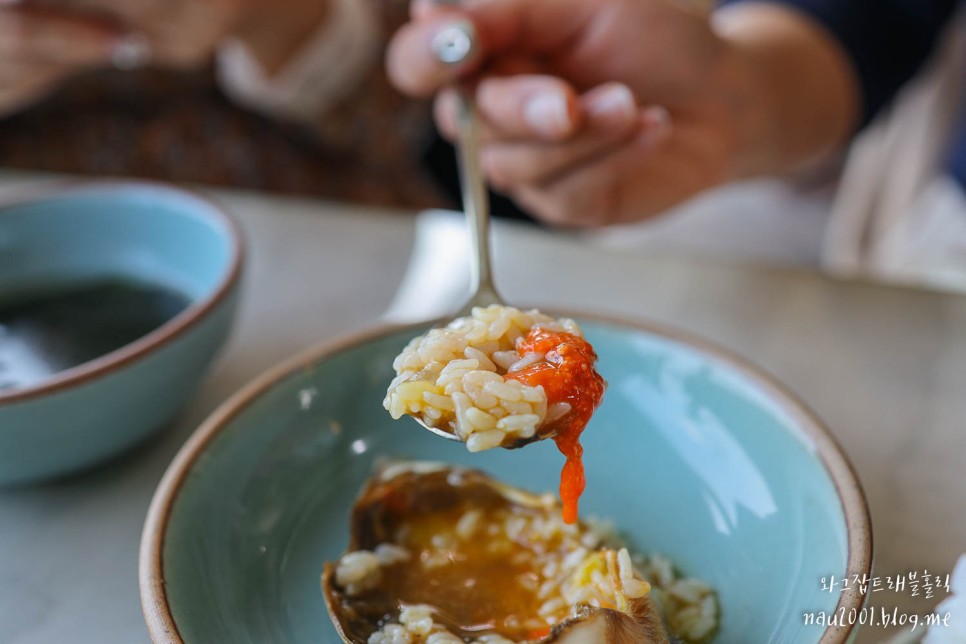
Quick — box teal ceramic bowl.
[140,318,871,643]
[0,182,242,485]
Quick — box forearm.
[712,2,860,178]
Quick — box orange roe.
[503,328,605,524]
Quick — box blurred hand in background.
[0,6,122,116]
[0,0,329,116]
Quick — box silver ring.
[111,33,153,71]
[431,22,476,65]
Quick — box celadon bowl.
[0,182,243,485]
[140,318,871,643]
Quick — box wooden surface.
[0,179,963,643]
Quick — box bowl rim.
[139,313,872,644]
[0,179,244,405]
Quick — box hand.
[23,0,245,68]
[388,0,736,226]
[387,0,856,227]
[0,6,121,116]
[47,0,329,72]
[0,0,330,119]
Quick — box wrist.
[711,3,859,179]
[708,29,777,180]
[232,0,331,75]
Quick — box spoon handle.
[453,90,502,312]
[432,21,504,314]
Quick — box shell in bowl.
[323,461,674,643]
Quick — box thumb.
[387,0,594,97]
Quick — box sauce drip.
[504,328,605,523]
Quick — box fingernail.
[525,92,574,138]
[432,21,476,65]
[639,106,671,147]
[643,105,671,127]
[111,33,152,71]
[585,83,636,124]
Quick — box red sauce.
[503,328,605,524]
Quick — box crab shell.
[322,462,669,644]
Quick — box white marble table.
[1,180,964,644]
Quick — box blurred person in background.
[3,0,966,290]
[0,0,444,206]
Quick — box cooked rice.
[335,498,719,643]
[334,551,382,597]
[384,305,582,451]
[636,555,719,642]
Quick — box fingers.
[509,110,674,227]
[18,0,227,68]
[419,0,595,55]
[388,15,481,97]
[481,84,653,190]
[0,7,121,65]
[0,59,70,114]
[435,75,581,142]
[431,77,671,226]
[510,142,644,228]
[388,0,594,96]
[0,7,123,116]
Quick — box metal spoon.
[409,23,511,442]
[433,21,504,316]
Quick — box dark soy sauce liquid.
[0,280,191,393]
